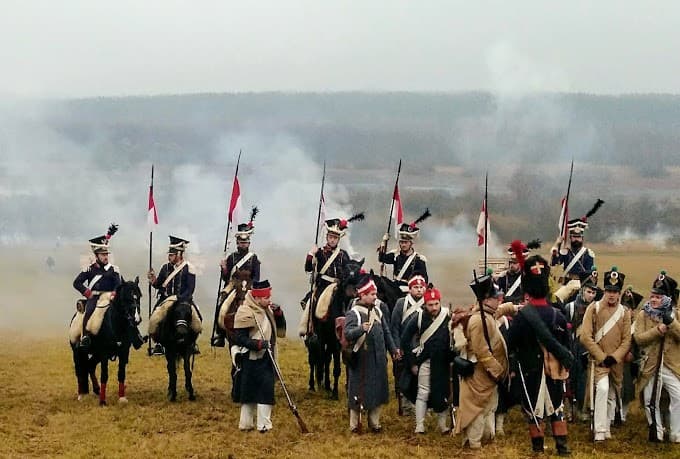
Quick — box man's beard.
[571,240,583,251]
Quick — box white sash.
[401,295,424,324]
[506,275,522,297]
[395,252,418,282]
[162,261,188,288]
[413,307,449,356]
[564,246,588,274]
[229,252,255,278]
[594,302,625,344]
[318,247,341,278]
[351,305,383,352]
[83,264,113,290]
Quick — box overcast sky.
[1,0,678,98]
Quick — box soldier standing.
[633,271,680,443]
[506,254,574,456]
[579,267,632,441]
[378,210,430,296]
[455,275,508,449]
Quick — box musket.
[648,334,665,442]
[557,159,574,256]
[380,159,402,277]
[147,164,154,356]
[518,361,542,432]
[253,312,310,434]
[448,362,457,433]
[210,150,242,347]
[589,359,596,440]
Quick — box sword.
[590,359,596,441]
[517,361,542,432]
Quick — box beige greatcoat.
[579,300,631,407]
[455,305,509,433]
[633,308,680,393]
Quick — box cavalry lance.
[380,159,402,277]
[210,150,242,348]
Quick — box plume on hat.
[410,208,431,229]
[248,206,259,227]
[582,199,604,221]
[510,240,527,270]
[526,239,541,250]
[106,223,119,240]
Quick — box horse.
[73,278,143,405]
[373,274,404,314]
[307,257,365,399]
[156,300,199,402]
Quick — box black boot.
[531,436,545,454]
[211,335,226,347]
[79,333,92,350]
[554,436,571,456]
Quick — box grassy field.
[2,244,680,458]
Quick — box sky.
[1,0,678,98]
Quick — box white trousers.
[643,365,680,442]
[414,360,449,433]
[349,406,382,430]
[239,403,273,431]
[464,388,498,447]
[593,375,617,436]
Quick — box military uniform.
[344,277,397,433]
[550,200,605,283]
[579,268,632,441]
[73,227,122,347]
[455,276,508,448]
[633,272,680,442]
[212,214,262,347]
[378,211,430,295]
[400,286,452,434]
[506,255,574,456]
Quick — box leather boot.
[554,436,571,456]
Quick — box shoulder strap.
[162,261,188,288]
[230,252,255,277]
[506,274,522,297]
[395,252,418,281]
[564,246,588,274]
[318,247,341,277]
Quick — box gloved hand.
[147,269,156,282]
[382,233,390,242]
[84,288,92,299]
[663,311,675,326]
[603,355,617,368]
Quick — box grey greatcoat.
[344,303,397,411]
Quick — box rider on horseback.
[304,215,363,319]
[378,209,430,296]
[148,235,200,355]
[73,225,122,350]
[212,208,262,347]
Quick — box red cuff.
[84,289,92,299]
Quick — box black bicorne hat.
[398,209,431,241]
[521,255,551,299]
[469,274,502,301]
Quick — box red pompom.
[340,219,348,228]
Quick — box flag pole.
[147,164,155,356]
[484,171,488,273]
[380,159,402,276]
[211,150,242,348]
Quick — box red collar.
[528,297,549,306]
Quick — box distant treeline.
[47,92,680,175]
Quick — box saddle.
[148,295,203,339]
[86,292,114,336]
[314,283,338,321]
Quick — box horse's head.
[168,301,194,345]
[113,277,142,324]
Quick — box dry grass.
[3,245,680,458]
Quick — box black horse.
[373,274,403,313]
[307,258,364,399]
[157,301,199,401]
[73,278,143,405]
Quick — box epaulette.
[587,248,595,258]
[417,253,428,262]
[187,262,196,275]
[111,264,120,273]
